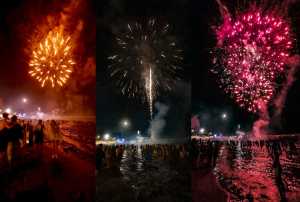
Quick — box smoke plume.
[149,102,169,142]
[252,100,270,138]
[272,55,300,128]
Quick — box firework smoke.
[148,102,169,142]
[252,100,270,138]
[272,55,300,127]
[191,115,200,131]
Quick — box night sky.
[0,0,96,113]
[98,0,300,137]
[190,0,300,134]
[0,0,49,109]
[97,0,190,139]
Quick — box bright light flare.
[5,108,11,114]
[222,113,227,119]
[104,133,110,140]
[122,120,130,128]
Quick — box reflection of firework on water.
[108,19,183,117]
[29,29,76,88]
[212,3,293,112]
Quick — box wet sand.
[192,169,227,202]
[96,168,135,202]
[0,143,95,202]
[97,155,191,202]
[97,166,191,202]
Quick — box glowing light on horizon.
[5,108,11,114]
[104,133,110,140]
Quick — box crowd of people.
[96,144,189,170]
[0,113,63,169]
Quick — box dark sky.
[98,0,300,136]
[97,0,190,139]
[0,0,46,108]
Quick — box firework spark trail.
[29,29,75,88]
[213,1,294,113]
[148,66,153,119]
[108,19,183,119]
[145,65,153,120]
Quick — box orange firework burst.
[29,30,75,88]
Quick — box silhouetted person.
[34,120,44,144]
[7,115,23,168]
[270,141,287,202]
[27,121,34,147]
[47,120,62,159]
[0,113,10,156]
[96,144,105,170]
[34,120,45,157]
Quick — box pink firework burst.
[213,6,293,113]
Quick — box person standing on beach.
[0,113,10,161]
[47,120,63,159]
[34,120,45,157]
[96,144,105,170]
[6,115,23,168]
[26,120,34,147]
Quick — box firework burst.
[29,29,75,88]
[213,4,293,112]
[108,19,183,118]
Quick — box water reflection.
[98,144,190,202]
[192,136,300,202]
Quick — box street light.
[221,113,227,120]
[200,128,205,134]
[104,133,110,140]
[137,130,141,135]
[5,108,11,114]
[22,98,28,103]
[121,119,130,128]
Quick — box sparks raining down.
[29,30,75,88]
[212,3,293,113]
[108,19,183,118]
